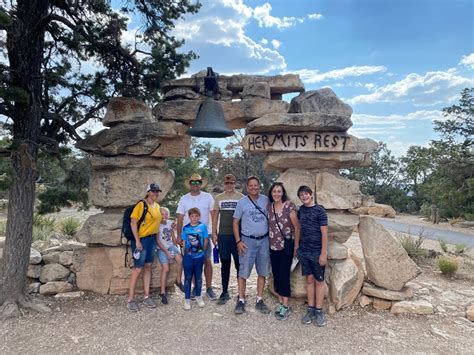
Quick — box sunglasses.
[190,180,202,186]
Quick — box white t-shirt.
[176,191,215,232]
[158,220,174,250]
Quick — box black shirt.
[298,204,328,255]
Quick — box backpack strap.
[124,199,148,268]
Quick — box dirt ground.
[1,212,473,354]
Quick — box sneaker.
[206,287,217,301]
[175,282,185,293]
[127,300,139,312]
[216,292,231,305]
[314,310,327,327]
[196,296,205,308]
[143,296,156,309]
[183,299,191,310]
[234,300,246,315]
[275,306,290,321]
[301,307,315,324]
[191,287,196,300]
[274,303,283,315]
[255,299,271,315]
[159,293,168,305]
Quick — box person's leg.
[204,258,212,289]
[183,256,193,299]
[128,267,143,301]
[238,277,247,299]
[306,274,316,307]
[143,263,153,297]
[194,256,205,297]
[280,252,292,307]
[157,250,169,294]
[315,280,325,308]
[256,275,266,298]
[174,253,183,285]
[255,238,270,298]
[221,257,231,293]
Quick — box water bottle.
[213,246,219,264]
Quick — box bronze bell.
[187,67,234,138]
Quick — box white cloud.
[348,69,474,106]
[352,110,444,126]
[308,13,323,20]
[288,65,387,84]
[260,38,268,45]
[271,39,281,49]
[459,53,474,69]
[364,83,376,90]
[253,3,302,29]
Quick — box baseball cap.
[147,182,162,192]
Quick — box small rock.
[328,304,336,315]
[29,248,42,264]
[42,251,61,264]
[391,300,434,315]
[359,295,372,307]
[240,82,271,99]
[405,281,422,292]
[466,304,474,321]
[417,288,430,295]
[429,326,451,339]
[54,291,84,299]
[40,281,73,295]
[363,284,413,301]
[373,297,392,310]
[28,282,41,294]
[67,272,77,286]
[39,263,70,283]
[59,251,74,266]
[27,264,42,279]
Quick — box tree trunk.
[0,1,49,312]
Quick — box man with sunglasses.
[211,174,243,305]
[176,173,217,301]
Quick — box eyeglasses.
[190,180,202,186]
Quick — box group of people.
[126,172,328,327]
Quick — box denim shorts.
[131,235,156,268]
[156,245,181,264]
[298,252,325,282]
[238,235,270,279]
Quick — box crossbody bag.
[272,202,295,256]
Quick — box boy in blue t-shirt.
[297,185,328,327]
[178,207,209,310]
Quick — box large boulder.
[264,152,372,171]
[40,281,73,296]
[240,82,271,99]
[89,167,174,208]
[29,248,42,264]
[246,113,353,133]
[90,155,166,170]
[315,172,363,209]
[466,304,474,321]
[359,216,421,290]
[327,240,349,260]
[74,245,178,294]
[153,98,289,129]
[163,87,202,101]
[77,212,122,246]
[328,253,364,310]
[39,263,70,283]
[289,88,353,116]
[27,264,42,279]
[362,283,413,301]
[276,169,316,203]
[102,98,153,127]
[76,122,190,157]
[327,211,360,243]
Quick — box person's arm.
[289,210,300,257]
[233,217,246,255]
[130,217,143,250]
[211,209,219,246]
[319,225,328,266]
[176,213,184,240]
[170,222,178,245]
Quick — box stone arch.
[73,71,420,311]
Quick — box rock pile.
[245,88,421,312]
[73,72,303,294]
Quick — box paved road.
[374,217,474,247]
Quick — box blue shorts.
[238,236,270,279]
[156,245,181,264]
[131,235,156,268]
[298,252,325,282]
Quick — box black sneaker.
[159,293,168,305]
[314,310,327,327]
[217,292,231,305]
[234,300,246,315]
[175,281,184,293]
[255,299,271,315]
[301,307,315,324]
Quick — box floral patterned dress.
[267,201,296,251]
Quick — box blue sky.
[167,0,473,156]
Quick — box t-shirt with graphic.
[158,220,174,250]
[233,195,269,237]
[181,222,209,258]
[130,201,162,238]
[214,191,244,235]
[297,204,328,256]
[176,192,215,233]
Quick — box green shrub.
[33,213,56,229]
[32,225,54,241]
[400,234,427,260]
[455,243,469,254]
[420,203,431,218]
[59,217,81,237]
[437,257,459,276]
[438,238,449,253]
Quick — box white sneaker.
[196,296,205,308]
[183,299,191,310]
